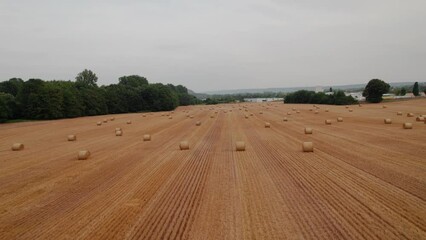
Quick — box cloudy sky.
[1,0,425,92]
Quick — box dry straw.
[265,122,271,128]
[283,117,288,122]
[314,110,319,114]
[302,142,314,152]
[67,135,76,141]
[245,115,249,119]
[78,150,90,160]
[115,128,122,131]
[296,110,300,113]
[143,134,151,141]
[304,128,313,134]
[11,143,24,151]
[397,112,402,116]
[382,105,387,108]
[325,109,329,112]
[180,141,189,150]
[384,118,392,124]
[325,120,332,125]
[110,117,115,121]
[403,123,413,129]
[116,130,123,136]
[168,116,173,119]
[259,111,263,114]
[236,141,246,151]
[348,109,353,112]
[196,121,201,126]
[337,117,343,122]
[103,119,108,123]
[416,116,424,122]
[407,113,414,117]
[287,112,292,115]
[127,120,132,124]
[97,121,102,126]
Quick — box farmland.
[0,99,425,239]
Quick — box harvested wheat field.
[1,99,426,239]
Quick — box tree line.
[0,69,200,122]
[284,90,357,105]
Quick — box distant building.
[315,86,324,93]
[345,92,365,101]
[244,98,284,103]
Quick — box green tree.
[329,87,333,92]
[76,69,98,87]
[0,78,24,96]
[0,93,16,122]
[118,75,148,88]
[400,88,407,96]
[362,79,390,103]
[413,82,419,96]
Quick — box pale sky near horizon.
[1,0,425,92]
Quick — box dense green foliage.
[362,79,390,103]
[413,82,419,96]
[284,90,357,105]
[0,70,199,122]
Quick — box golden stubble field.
[0,99,425,239]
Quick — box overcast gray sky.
[1,0,425,92]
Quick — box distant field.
[0,99,425,239]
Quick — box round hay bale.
[345,106,349,109]
[302,142,314,152]
[358,104,362,107]
[416,116,424,122]
[210,115,214,118]
[103,119,108,123]
[348,109,353,112]
[179,141,189,150]
[296,110,300,113]
[236,141,246,151]
[78,150,90,160]
[314,110,319,114]
[382,105,387,108]
[143,134,151,141]
[97,121,102,126]
[287,112,292,115]
[407,113,414,117]
[384,118,392,124]
[264,122,271,128]
[115,130,123,136]
[245,115,249,119]
[142,114,146,117]
[168,116,173,119]
[67,135,76,141]
[196,121,201,126]
[337,117,343,122]
[190,115,194,119]
[283,117,288,122]
[403,122,413,129]
[325,109,329,112]
[292,108,296,111]
[110,117,115,121]
[115,128,122,131]
[325,119,332,125]
[11,143,24,151]
[259,111,263,114]
[304,128,313,134]
[127,120,132,124]
[309,108,313,111]
[397,112,402,116]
